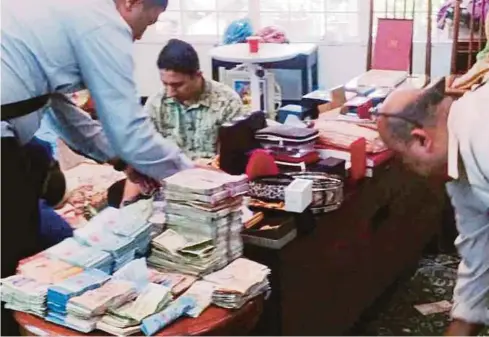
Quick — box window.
[148,0,449,44]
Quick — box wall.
[134,40,452,97]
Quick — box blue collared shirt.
[1,0,193,180]
[446,82,489,325]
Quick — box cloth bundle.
[314,120,387,153]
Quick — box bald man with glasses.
[376,80,489,336]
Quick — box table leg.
[248,63,262,112]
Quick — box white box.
[284,178,313,213]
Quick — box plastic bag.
[223,18,253,45]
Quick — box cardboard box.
[284,179,313,213]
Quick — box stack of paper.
[203,258,271,309]
[45,238,113,274]
[45,269,110,332]
[67,280,137,319]
[149,169,247,275]
[148,190,166,239]
[1,275,49,317]
[16,254,83,284]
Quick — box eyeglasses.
[369,104,424,128]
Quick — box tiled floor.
[349,254,489,336]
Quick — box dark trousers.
[1,137,44,335]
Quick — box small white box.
[284,178,313,213]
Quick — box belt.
[1,94,50,121]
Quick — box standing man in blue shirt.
[1,0,194,333]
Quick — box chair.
[366,0,433,84]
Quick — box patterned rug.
[349,254,489,336]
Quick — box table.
[245,162,446,335]
[14,298,263,336]
[209,43,299,111]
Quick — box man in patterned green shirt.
[119,39,244,205]
[144,38,244,160]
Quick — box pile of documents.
[1,275,49,317]
[203,258,271,309]
[97,282,172,335]
[148,169,248,275]
[45,238,113,274]
[45,269,111,332]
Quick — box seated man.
[376,80,489,336]
[118,39,244,205]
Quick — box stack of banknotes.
[45,238,113,274]
[97,282,172,335]
[0,275,49,317]
[148,229,225,276]
[203,258,271,309]
[147,268,197,296]
[16,254,83,284]
[66,280,138,319]
[45,269,111,332]
[148,169,248,275]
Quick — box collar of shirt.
[162,79,213,109]
[447,81,488,180]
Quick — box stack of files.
[45,238,113,274]
[1,275,49,317]
[16,254,83,284]
[148,229,220,276]
[46,269,110,317]
[74,222,136,272]
[98,282,172,335]
[148,268,197,296]
[66,280,138,319]
[203,258,271,309]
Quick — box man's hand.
[124,166,160,195]
[445,319,484,336]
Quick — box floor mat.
[349,254,489,336]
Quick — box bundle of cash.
[45,311,99,333]
[203,258,271,309]
[45,238,113,274]
[147,230,222,276]
[16,254,83,284]
[147,268,196,296]
[141,296,196,336]
[96,320,141,336]
[74,223,136,272]
[163,168,248,205]
[179,280,215,318]
[1,275,49,317]
[113,283,172,323]
[67,280,137,319]
[47,269,110,317]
